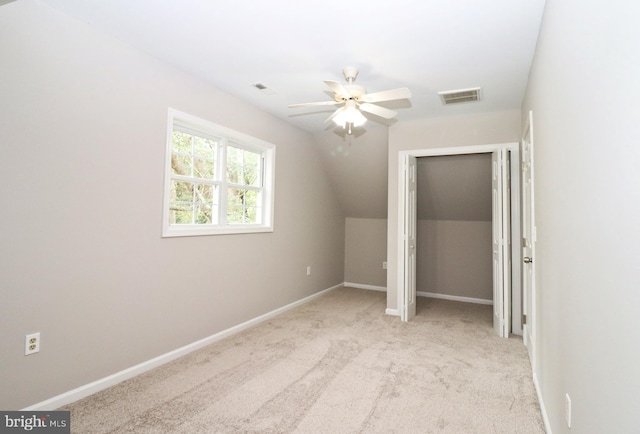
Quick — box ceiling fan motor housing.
[344,85,366,100]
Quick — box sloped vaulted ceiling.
[37,0,544,219]
[38,0,546,136]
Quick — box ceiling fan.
[289,66,412,134]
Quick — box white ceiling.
[40,0,546,135]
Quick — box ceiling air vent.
[438,87,481,105]
[251,82,278,95]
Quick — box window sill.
[162,224,274,238]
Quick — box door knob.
[524,257,533,263]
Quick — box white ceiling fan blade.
[288,100,340,108]
[324,107,344,123]
[359,103,397,119]
[361,87,412,103]
[324,80,351,100]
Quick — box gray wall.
[416,220,492,300]
[342,142,496,300]
[344,218,387,288]
[0,1,345,410]
[522,0,640,432]
[316,127,390,291]
[415,154,492,300]
[313,127,389,219]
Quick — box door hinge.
[522,314,527,325]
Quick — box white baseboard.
[345,284,491,314]
[533,372,552,434]
[343,282,387,292]
[417,291,493,306]
[342,283,397,315]
[22,283,343,411]
[385,308,400,316]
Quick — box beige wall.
[386,110,521,311]
[313,127,389,219]
[417,220,492,300]
[522,0,640,432]
[344,218,387,288]
[0,1,344,409]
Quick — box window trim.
[162,108,275,237]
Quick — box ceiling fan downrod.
[343,66,359,85]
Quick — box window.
[163,109,275,237]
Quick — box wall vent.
[438,87,481,105]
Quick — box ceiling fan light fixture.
[332,101,367,128]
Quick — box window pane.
[167,182,218,226]
[195,203,213,224]
[171,154,192,177]
[173,131,217,180]
[227,145,242,165]
[170,203,193,224]
[193,136,216,160]
[195,183,214,201]
[171,180,194,202]
[172,131,192,154]
[244,190,258,206]
[244,165,258,187]
[227,187,243,205]
[244,152,260,187]
[226,145,261,187]
[227,205,244,224]
[227,205,258,224]
[227,166,241,184]
[226,188,259,224]
[245,206,257,223]
[193,157,214,179]
[226,146,242,184]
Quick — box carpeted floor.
[61,287,545,433]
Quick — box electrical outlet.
[382,261,387,269]
[565,393,572,428]
[25,332,40,355]
[306,266,311,276]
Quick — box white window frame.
[162,108,275,237]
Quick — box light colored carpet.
[61,287,544,433]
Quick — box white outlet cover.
[25,332,40,355]
[565,393,572,428]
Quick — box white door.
[522,112,536,365]
[492,149,510,338]
[503,152,512,337]
[402,155,417,322]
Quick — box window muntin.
[163,109,275,237]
